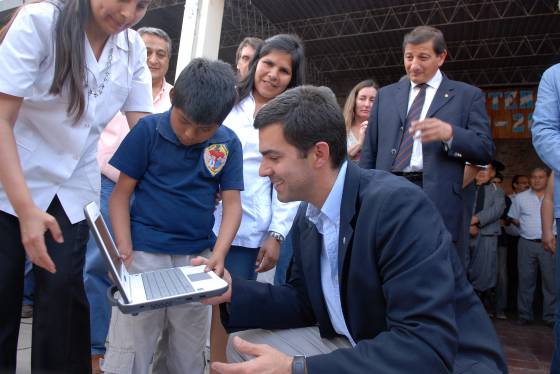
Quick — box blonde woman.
[342,79,378,161]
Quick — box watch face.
[292,356,306,374]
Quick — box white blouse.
[0,2,153,223]
[213,95,299,248]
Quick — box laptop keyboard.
[141,268,195,301]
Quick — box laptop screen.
[94,214,124,280]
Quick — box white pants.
[102,250,211,374]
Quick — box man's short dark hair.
[511,174,528,189]
[235,37,264,62]
[172,58,237,126]
[402,26,447,55]
[253,86,347,169]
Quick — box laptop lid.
[84,202,132,304]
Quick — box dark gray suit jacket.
[360,75,494,240]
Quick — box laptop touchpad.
[188,272,212,282]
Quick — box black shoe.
[21,304,33,319]
[544,320,555,329]
[516,318,530,326]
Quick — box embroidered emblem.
[204,144,228,176]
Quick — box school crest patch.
[204,144,229,176]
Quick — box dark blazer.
[222,162,507,374]
[360,75,494,241]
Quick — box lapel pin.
[343,237,346,245]
[444,93,449,98]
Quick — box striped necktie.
[393,83,428,171]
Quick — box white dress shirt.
[0,2,153,223]
[405,69,443,172]
[305,161,355,345]
[508,189,556,240]
[213,95,299,248]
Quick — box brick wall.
[494,138,548,194]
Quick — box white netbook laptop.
[84,202,228,315]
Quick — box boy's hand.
[119,246,134,268]
[255,235,280,273]
[205,252,225,277]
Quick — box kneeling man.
[196,86,507,374]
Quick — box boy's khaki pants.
[102,250,211,374]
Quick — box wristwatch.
[292,355,306,374]
[268,231,285,243]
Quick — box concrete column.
[175,0,225,81]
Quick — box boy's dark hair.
[172,58,237,125]
[238,34,305,103]
[403,25,447,55]
[253,85,347,169]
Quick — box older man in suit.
[468,162,506,314]
[195,85,507,374]
[360,26,494,242]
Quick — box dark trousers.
[0,197,91,373]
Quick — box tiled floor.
[17,315,556,373]
[494,318,555,373]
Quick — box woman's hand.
[19,205,63,274]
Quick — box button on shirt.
[213,95,299,247]
[508,189,556,240]
[110,111,244,255]
[305,161,355,346]
[0,2,153,223]
[405,69,444,172]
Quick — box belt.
[524,238,542,243]
[392,171,423,181]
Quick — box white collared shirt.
[213,95,299,247]
[0,2,153,223]
[305,161,355,346]
[508,189,556,240]
[405,69,443,172]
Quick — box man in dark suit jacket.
[197,86,506,374]
[360,26,494,241]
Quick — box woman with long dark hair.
[0,0,153,372]
[211,33,306,369]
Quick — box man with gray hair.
[85,26,174,374]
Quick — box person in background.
[503,174,530,313]
[360,25,494,243]
[508,167,556,327]
[85,26,173,373]
[491,171,509,320]
[211,33,304,370]
[0,0,153,371]
[342,79,378,161]
[468,162,505,316]
[235,36,264,81]
[20,260,34,319]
